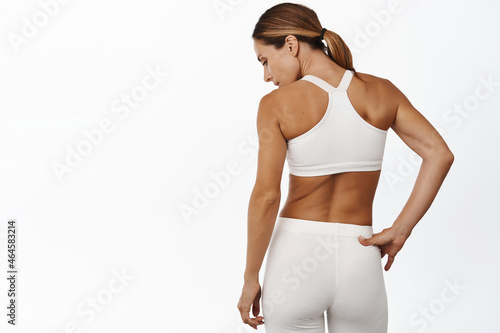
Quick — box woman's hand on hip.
[237,280,264,330]
[358,226,410,271]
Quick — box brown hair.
[252,2,363,81]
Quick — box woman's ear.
[284,35,299,56]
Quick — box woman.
[237,3,454,332]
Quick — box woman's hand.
[358,226,411,271]
[237,280,265,330]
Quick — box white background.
[0,0,499,332]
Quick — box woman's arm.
[244,188,281,283]
[238,94,286,329]
[359,79,454,271]
[389,81,454,238]
[243,94,287,283]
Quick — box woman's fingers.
[252,299,260,316]
[237,283,265,330]
[252,287,261,316]
[359,228,394,247]
[237,302,250,324]
[385,254,395,271]
[244,315,264,330]
[238,305,262,329]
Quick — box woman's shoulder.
[260,70,403,110]
[356,72,402,93]
[259,79,307,105]
[354,71,404,102]
[354,71,393,88]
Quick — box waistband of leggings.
[275,217,373,238]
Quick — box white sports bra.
[286,70,388,177]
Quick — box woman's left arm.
[237,94,287,329]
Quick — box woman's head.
[252,2,358,87]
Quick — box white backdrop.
[0,0,499,332]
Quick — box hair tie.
[319,28,327,40]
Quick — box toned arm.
[243,94,287,283]
[387,79,455,237]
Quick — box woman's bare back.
[272,71,399,226]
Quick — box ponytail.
[252,3,363,81]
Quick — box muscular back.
[272,71,398,225]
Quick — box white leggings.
[261,217,388,333]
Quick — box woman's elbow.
[443,149,454,166]
[435,149,454,172]
[424,147,454,166]
[448,151,455,165]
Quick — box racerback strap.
[301,70,353,93]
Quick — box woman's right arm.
[359,79,454,271]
